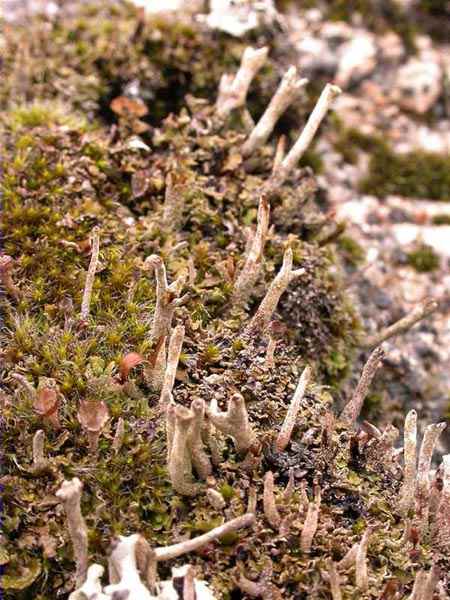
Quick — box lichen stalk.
[263,471,282,529]
[56,478,89,587]
[361,299,438,349]
[409,570,427,600]
[104,534,153,599]
[272,135,286,174]
[232,196,270,308]
[415,422,446,533]
[80,227,100,322]
[155,514,254,561]
[32,429,48,472]
[326,559,343,600]
[300,485,321,553]
[208,392,255,454]
[0,255,20,299]
[167,404,200,496]
[162,171,185,231]
[188,398,212,479]
[242,67,308,157]
[144,255,188,341]
[112,418,125,454]
[216,46,269,119]
[275,365,311,452]
[159,324,185,406]
[355,528,371,591]
[283,467,295,500]
[422,564,440,599]
[245,247,304,335]
[271,83,341,187]
[341,346,385,425]
[434,455,450,551]
[399,409,418,515]
[68,564,106,600]
[264,336,277,370]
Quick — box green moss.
[406,244,440,272]
[336,235,366,267]
[333,124,450,201]
[361,146,450,201]
[431,213,450,225]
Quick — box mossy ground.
[0,2,447,598]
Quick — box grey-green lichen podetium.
[1,3,443,599]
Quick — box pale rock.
[392,224,450,257]
[378,31,404,63]
[295,36,337,73]
[394,59,442,114]
[130,0,203,13]
[335,33,378,88]
[203,0,278,37]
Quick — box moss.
[333,124,450,201]
[336,235,366,267]
[406,244,440,272]
[361,146,450,201]
[431,213,450,225]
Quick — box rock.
[335,33,378,88]
[393,58,442,114]
[378,32,404,63]
[203,0,278,37]
[130,0,203,13]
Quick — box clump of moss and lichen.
[1,3,448,600]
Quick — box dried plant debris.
[0,4,447,599]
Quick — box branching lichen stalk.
[271,83,341,187]
[145,255,188,341]
[245,247,304,335]
[154,514,255,561]
[32,429,48,472]
[361,299,438,349]
[112,417,125,454]
[242,67,308,157]
[232,196,270,309]
[208,392,255,454]
[216,47,269,119]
